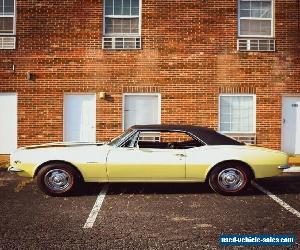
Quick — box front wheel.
[37,163,78,196]
[208,164,252,195]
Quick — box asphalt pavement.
[0,169,299,249]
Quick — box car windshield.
[108,129,133,146]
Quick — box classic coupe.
[8,124,289,196]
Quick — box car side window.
[137,131,203,149]
[123,131,140,148]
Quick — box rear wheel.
[37,163,78,196]
[208,163,252,195]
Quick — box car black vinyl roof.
[130,124,244,146]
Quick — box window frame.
[0,0,16,35]
[218,94,257,134]
[238,0,274,38]
[119,129,205,149]
[103,0,142,37]
[122,93,161,131]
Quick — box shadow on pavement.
[72,174,300,197]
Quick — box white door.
[282,97,300,154]
[124,94,160,129]
[0,93,17,154]
[64,94,96,142]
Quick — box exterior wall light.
[99,92,106,99]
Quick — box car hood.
[11,142,111,166]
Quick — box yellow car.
[8,124,289,196]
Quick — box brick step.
[289,156,300,166]
[0,155,10,168]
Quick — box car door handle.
[175,153,186,157]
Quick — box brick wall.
[0,0,299,149]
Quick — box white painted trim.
[237,0,275,38]
[252,181,300,219]
[63,93,97,142]
[0,0,16,35]
[122,92,161,131]
[218,93,256,134]
[103,0,142,37]
[83,184,109,229]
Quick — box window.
[123,94,160,141]
[123,94,160,130]
[0,0,15,35]
[103,0,141,49]
[123,131,203,149]
[238,0,273,37]
[0,0,15,49]
[219,95,256,144]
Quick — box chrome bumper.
[8,166,23,173]
[278,165,290,170]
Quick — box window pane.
[122,19,131,33]
[105,0,113,15]
[4,0,14,14]
[251,9,261,18]
[260,20,272,35]
[220,123,231,132]
[123,0,131,15]
[240,10,250,17]
[130,18,139,33]
[131,0,139,15]
[240,19,271,36]
[240,1,250,10]
[113,18,122,33]
[114,0,122,15]
[240,0,271,18]
[220,96,254,133]
[0,17,13,33]
[0,0,3,15]
[261,1,271,18]
[105,17,139,34]
[105,17,114,34]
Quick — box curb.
[284,167,300,173]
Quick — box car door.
[106,146,186,180]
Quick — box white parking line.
[252,181,300,219]
[83,184,109,229]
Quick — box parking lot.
[0,168,299,249]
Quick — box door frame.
[281,95,300,154]
[122,93,161,131]
[63,93,97,142]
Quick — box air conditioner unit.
[238,39,275,52]
[225,133,257,145]
[103,37,141,50]
[0,37,16,49]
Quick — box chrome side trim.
[8,166,24,173]
[278,165,290,170]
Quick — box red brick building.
[0,0,299,155]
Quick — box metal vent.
[238,39,275,52]
[0,37,16,49]
[103,37,141,50]
[139,132,160,142]
[225,133,256,145]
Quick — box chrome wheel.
[44,169,71,191]
[217,168,245,192]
